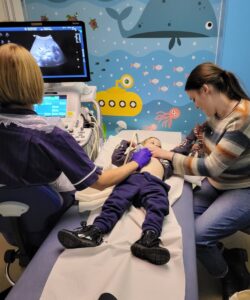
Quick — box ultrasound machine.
[0,21,102,160]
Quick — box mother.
[149,62,250,300]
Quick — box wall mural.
[24,0,224,137]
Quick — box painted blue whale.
[106,0,218,50]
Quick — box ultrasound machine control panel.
[34,91,94,155]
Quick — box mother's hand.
[147,145,174,161]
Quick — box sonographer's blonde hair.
[0,43,44,105]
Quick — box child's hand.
[126,140,137,147]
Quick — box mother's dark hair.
[185,62,250,101]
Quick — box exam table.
[6,181,198,300]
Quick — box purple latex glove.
[131,148,152,169]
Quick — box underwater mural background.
[23,0,224,137]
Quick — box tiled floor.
[198,262,222,300]
[0,234,23,293]
[198,232,250,300]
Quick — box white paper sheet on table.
[40,130,186,300]
[40,205,185,300]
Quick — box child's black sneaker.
[131,230,170,265]
[58,221,103,249]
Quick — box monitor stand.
[45,82,91,95]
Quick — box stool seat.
[0,185,63,271]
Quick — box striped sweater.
[173,99,250,190]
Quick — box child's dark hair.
[185,62,250,101]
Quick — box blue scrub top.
[0,106,102,190]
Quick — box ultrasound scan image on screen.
[30,34,66,68]
[0,21,91,83]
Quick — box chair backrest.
[0,185,63,251]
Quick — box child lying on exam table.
[58,128,205,265]
[58,136,173,265]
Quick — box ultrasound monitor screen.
[0,21,91,82]
[34,95,67,117]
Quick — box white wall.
[0,0,24,21]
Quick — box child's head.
[141,137,161,148]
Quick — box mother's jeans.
[194,178,250,278]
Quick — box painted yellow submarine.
[96,74,143,116]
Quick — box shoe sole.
[131,243,170,265]
[57,230,97,249]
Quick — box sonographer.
[0,43,151,214]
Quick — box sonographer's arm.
[91,148,152,190]
[91,160,139,190]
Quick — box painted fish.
[173,81,184,87]
[130,62,141,69]
[66,13,78,21]
[143,123,158,131]
[158,86,169,92]
[149,78,159,85]
[89,18,98,30]
[153,64,163,71]
[173,66,184,72]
